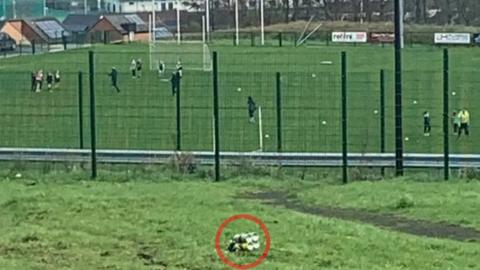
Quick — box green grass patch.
[0,174,479,269]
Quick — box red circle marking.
[215,214,271,269]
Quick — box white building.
[104,0,184,13]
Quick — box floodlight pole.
[148,14,152,68]
[206,0,210,42]
[152,0,156,34]
[2,0,6,19]
[260,0,264,45]
[202,15,206,44]
[43,0,47,16]
[360,0,364,24]
[394,0,404,176]
[235,0,239,46]
[399,0,404,48]
[98,0,101,11]
[12,0,16,19]
[84,0,87,14]
[177,0,181,44]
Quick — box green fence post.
[176,73,181,151]
[278,32,282,47]
[394,0,404,176]
[341,51,348,184]
[443,49,449,180]
[251,32,255,47]
[88,51,97,179]
[276,72,282,152]
[212,52,220,181]
[78,71,84,149]
[380,69,386,177]
[32,40,35,55]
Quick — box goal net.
[149,29,212,72]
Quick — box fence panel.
[0,71,82,148]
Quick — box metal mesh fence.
[1,44,479,179]
[0,71,82,148]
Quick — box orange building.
[0,18,69,45]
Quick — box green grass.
[0,43,478,154]
[285,179,480,229]
[0,173,479,269]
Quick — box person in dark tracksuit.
[158,61,165,77]
[31,72,36,92]
[248,96,257,123]
[130,59,137,78]
[176,59,183,78]
[108,67,120,93]
[136,59,143,78]
[423,111,431,136]
[46,72,54,91]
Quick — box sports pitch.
[0,43,478,154]
[1,42,480,270]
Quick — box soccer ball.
[312,74,316,78]
[405,137,410,141]
[374,110,379,114]
[237,87,242,92]
[322,121,327,125]
[452,92,456,96]
[413,100,418,105]
[15,173,22,178]
[265,134,270,138]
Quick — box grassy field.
[0,172,479,269]
[0,42,479,154]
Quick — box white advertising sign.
[332,32,368,43]
[434,33,471,44]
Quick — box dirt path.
[241,191,480,242]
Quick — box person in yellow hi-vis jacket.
[458,108,470,137]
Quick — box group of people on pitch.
[105,59,259,123]
[30,69,61,93]
[129,59,143,79]
[107,59,183,95]
[423,108,470,137]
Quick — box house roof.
[63,14,100,32]
[3,19,49,42]
[2,17,70,42]
[99,14,148,34]
[31,17,70,39]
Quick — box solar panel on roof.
[125,15,145,25]
[35,20,66,39]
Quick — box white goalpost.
[258,106,264,152]
[148,15,212,72]
[148,0,212,72]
